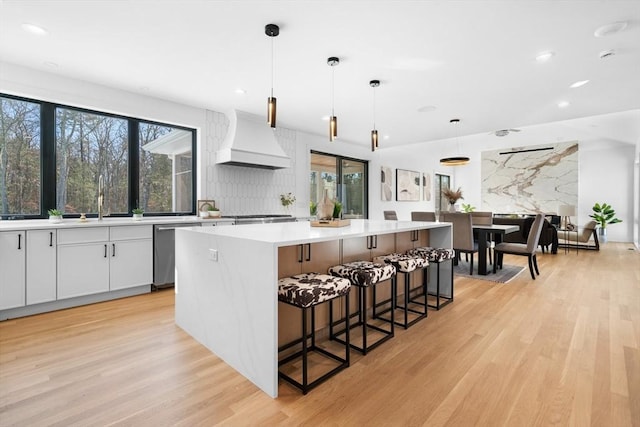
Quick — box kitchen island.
[174,219,452,397]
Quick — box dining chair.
[493,213,545,280]
[471,211,494,264]
[411,211,436,221]
[440,212,477,275]
[384,210,398,220]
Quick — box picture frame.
[423,172,431,201]
[396,169,421,201]
[197,199,216,212]
[381,166,393,201]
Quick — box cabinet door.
[342,236,371,263]
[57,243,110,299]
[109,239,153,290]
[394,231,415,254]
[0,231,26,310]
[27,230,57,304]
[371,233,396,258]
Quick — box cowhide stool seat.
[277,272,351,394]
[328,261,397,355]
[407,247,456,310]
[373,253,429,328]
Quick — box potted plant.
[309,201,317,216]
[132,208,144,220]
[332,199,343,219]
[208,206,221,217]
[280,193,296,211]
[442,187,463,212]
[48,208,63,223]
[462,203,476,213]
[589,202,622,243]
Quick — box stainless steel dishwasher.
[153,222,201,288]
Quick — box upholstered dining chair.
[440,212,477,275]
[384,210,398,220]
[411,211,436,221]
[493,213,545,280]
[471,211,494,264]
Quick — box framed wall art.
[396,169,420,201]
[423,172,431,201]
[381,166,393,201]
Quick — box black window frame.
[1,92,197,219]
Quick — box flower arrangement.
[280,193,296,207]
[442,187,464,204]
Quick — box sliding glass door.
[310,151,368,219]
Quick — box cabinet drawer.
[58,227,109,245]
[110,225,153,241]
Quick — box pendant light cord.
[331,66,335,115]
[270,36,275,98]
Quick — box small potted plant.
[462,203,476,213]
[132,208,144,221]
[208,206,221,218]
[589,202,622,243]
[332,199,343,219]
[280,193,296,211]
[48,208,63,223]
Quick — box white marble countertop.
[0,216,231,231]
[180,219,450,246]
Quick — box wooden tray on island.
[310,219,351,228]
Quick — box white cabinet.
[26,229,57,304]
[109,225,153,291]
[57,227,110,299]
[56,226,153,299]
[0,231,26,310]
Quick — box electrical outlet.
[208,249,218,261]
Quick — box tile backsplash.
[203,110,298,215]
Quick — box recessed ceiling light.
[594,21,627,37]
[535,51,555,63]
[21,23,47,35]
[235,88,246,95]
[557,101,570,108]
[417,105,436,113]
[570,80,589,88]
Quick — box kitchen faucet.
[98,174,104,220]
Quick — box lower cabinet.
[0,230,26,310]
[26,229,57,305]
[57,226,152,300]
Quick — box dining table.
[473,224,519,275]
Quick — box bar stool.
[373,253,428,328]
[407,247,455,310]
[277,272,351,394]
[328,261,397,355]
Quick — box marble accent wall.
[481,141,578,214]
[203,110,298,215]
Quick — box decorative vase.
[49,215,62,223]
[449,202,457,212]
[317,189,335,220]
[133,213,143,221]
[598,227,607,243]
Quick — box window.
[435,173,451,213]
[0,97,41,216]
[56,107,128,214]
[0,93,196,218]
[310,151,368,219]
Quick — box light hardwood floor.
[1,243,638,426]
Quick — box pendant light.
[328,57,339,141]
[370,79,380,151]
[440,119,470,166]
[265,24,279,128]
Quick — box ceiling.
[1,0,639,149]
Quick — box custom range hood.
[215,110,290,169]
